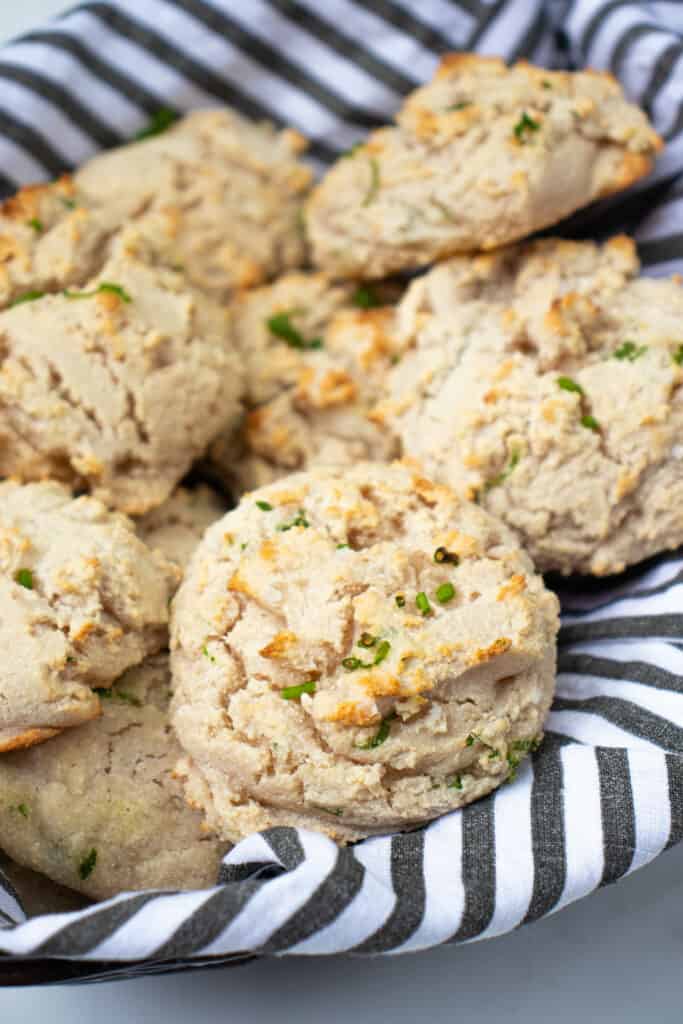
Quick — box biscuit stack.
[0,56,676,901]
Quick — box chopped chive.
[15,803,29,818]
[256,500,273,511]
[319,807,343,817]
[447,775,463,790]
[78,848,97,881]
[336,543,349,550]
[281,679,317,700]
[240,542,248,551]
[434,546,459,565]
[395,594,406,608]
[10,290,45,307]
[135,108,177,141]
[60,197,77,209]
[276,509,310,532]
[488,748,500,759]
[202,644,216,663]
[557,376,583,394]
[351,284,380,309]
[342,657,363,671]
[482,447,521,495]
[614,341,647,361]
[26,217,43,233]
[14,568,33,590]
[513,111,540,142]
[541,80,552,89]
[373,639,391,666]
[466,734,476,747]
[358,632,377,648]
[581,414,600,432]
[266,311,322,350]
[436,582,455,604]
[64,282,132,303]
[362,157,380,207]
[673,345,683,366]
[357,711,397,750]
[415,591,431,616]
[446,101,471,111]
[93,687,141,707]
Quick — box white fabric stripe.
[583,6,670,78]
[558,557,683,614]
[564,639,683,676]
[222,831,283,868]
[391,0,476,45]
[288,835,395,954]
[0,40,147,125]
[475,759,535,940]
[225,0,404,110]
[0,78,99,165]
[0,890,142,955]
[0,878,25,926]
[628,749,671,872]
[636,193,683,240]
[556,672,683,726]
[475,0,540,57]
[552,745,604,914]
[197,830,338,955]
[615,27,680,101]
[561,582,683,623]
[0,135,51,184]
[390,809,465,952]
[649,52,683,139]
[649,2,683,33]
[294,0,438,82]
[110,0,372,146]
[637,256,683,275]
[90,888,218,960]
[546,711,663,752]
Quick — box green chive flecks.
[446,101,471,111]
[415,591,431,616]
[557,376,583,395]
[447,775,463,790]
[434,547,459,565]
[358,632,377,648]
[26,217,43,234]
[342,657,363,671]
[135,108,178,141]
[266,312,322,351]
[256,500,273,511]
[78,848,97,881]
[436,582,455,604]
[93,687,141,707]
[466,734,476,747]
[373,640,391,666]
[395,594,406,608]
[513,111,540,142]
[276,509,310,532]
[351,284,380,309]
[482,448,521,495]
[64,282,132,303]
[357,711,397,750]
[614,341,647,361]
[10,290,45,307]
[15,568,33,590]
[581,414,600,432]
[281,680,317,701]
[362,157,380,207]
[673,344,683,366]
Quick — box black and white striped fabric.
[1,0,683,979]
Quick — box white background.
[2,2,683,1019]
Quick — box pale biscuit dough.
[307,55,661,277]
[0,246,243,514]
[137,485,227,572]
[208,273,402,493]
[171,462,559,843]
[0,654,228,899]
[379,236,683,575]
[0,480,175,753]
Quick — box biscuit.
[137,485,228,572]
[0,246,243,514]
[0,480,175,753]
[307,56,661,277]
[170,462,559,843]
[0,654,228,899]
[380,236,683,575]
[208,273,402,493]
[76,109,313,300]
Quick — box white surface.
[2,1,683,1018]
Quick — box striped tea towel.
[1,0,683,981]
